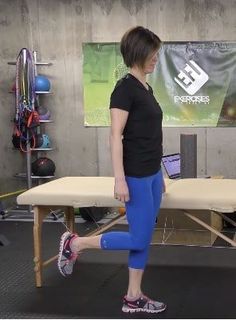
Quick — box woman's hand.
[114,178,130,203]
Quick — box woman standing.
[58,26,166,314]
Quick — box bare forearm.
[109,133,125,179]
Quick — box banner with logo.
[83,42,236,127]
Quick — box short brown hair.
[120,26,162,68]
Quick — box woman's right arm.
[109,108,130,203]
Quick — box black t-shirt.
[110,73,163,178]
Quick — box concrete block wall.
[0,0,236,195]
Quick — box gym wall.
[0,0,236,194]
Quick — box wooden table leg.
[183,210,236,247]
[33,206,49,287]
[64,206,75,233]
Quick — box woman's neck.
[129,66,147,86]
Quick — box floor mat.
[1,221,236,318]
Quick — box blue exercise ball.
[35,75,51,92]
[34,134,51,149]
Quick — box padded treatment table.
[17,176,236,287]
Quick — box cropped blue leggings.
[100,169,163,269]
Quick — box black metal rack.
[8,51,54,189]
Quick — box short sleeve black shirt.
[110,73,163,177]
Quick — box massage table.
[17,176,236,287]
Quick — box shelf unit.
[15,173,55,179]
[8,62,53,66]
[31,148,54,151]
[35,91,52,94]
[9,50,54,189]
[40,120,53,123]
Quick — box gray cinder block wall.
[0,0,236,195]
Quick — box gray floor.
[1,213,236,318]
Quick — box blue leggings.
[100,169,163,269]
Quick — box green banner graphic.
[83,42,236,127]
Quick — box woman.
[57,26,166,314]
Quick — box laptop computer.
[162,153,181,179]
[162,153,212,179]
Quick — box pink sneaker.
[57,231,78,277]
[122,294,167,313]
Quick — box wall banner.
[83,42,236,127]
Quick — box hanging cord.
[14,48,39,152]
